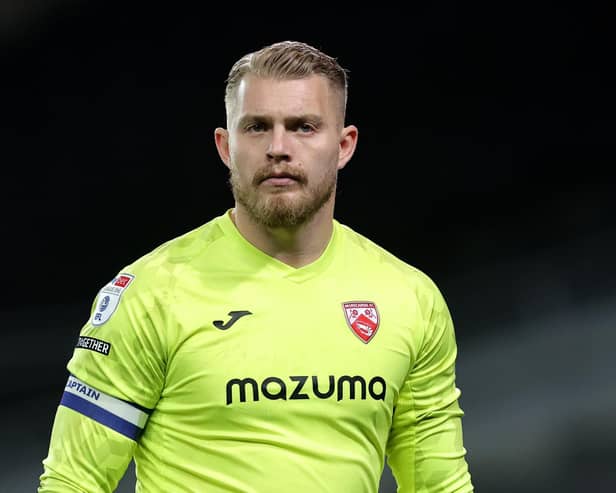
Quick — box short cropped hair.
[224,40,349,124]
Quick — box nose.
[266,125,291,162]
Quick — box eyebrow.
[238,114,324,128]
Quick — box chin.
[252,197,315,228]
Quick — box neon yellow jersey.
[39,210,473,492]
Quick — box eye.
[298,122,316,133]
[245,122,266,132]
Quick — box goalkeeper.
[39,40,474,492]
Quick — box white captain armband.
[60,374,151,441]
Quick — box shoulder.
[336,221,445,302]
[337,222,435,282]
[106,213,228,296]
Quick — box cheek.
[230,137,260,163]
[313,144,341,174]
[229,147,259,182]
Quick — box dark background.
[1,1,614,492]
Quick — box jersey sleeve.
[386,281,473,492]
[67,269,167,409]
[39,267,167,491]
[38,399,138,492]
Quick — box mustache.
[252,166,307,185]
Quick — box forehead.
[233,74,338,119]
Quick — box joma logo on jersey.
[225,375,386,405]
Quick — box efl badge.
[91,273,135,327]
[342,301,380,343]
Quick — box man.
[39,40,474,492]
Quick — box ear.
[337,125,358,170]
[214,127,231,169]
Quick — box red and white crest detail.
[342,301,380,343]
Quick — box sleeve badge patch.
[91,273,135,326]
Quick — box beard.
[229,163,337,228]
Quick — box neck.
[230,204,334,268]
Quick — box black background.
[3,2,613,314]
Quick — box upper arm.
[386,283,473,492]
[39,268,167,491]
[39,404,137,493]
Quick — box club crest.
[342,301,380,343]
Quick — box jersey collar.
[218,209,340,283]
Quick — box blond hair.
[224,40,348,123]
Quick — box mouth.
[258,171,302,186]
[262,177,297,186]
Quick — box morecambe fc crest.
[342,301,380,343]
